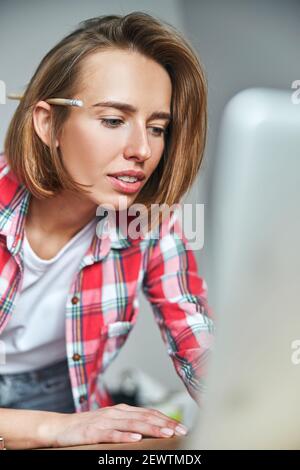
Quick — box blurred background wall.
[0,0,298,396]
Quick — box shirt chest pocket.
[106,321,134,338]
[99,321,135,373]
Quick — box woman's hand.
[48,403,188,448]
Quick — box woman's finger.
[101,417,176,439]
[114,403,187,431]
[107,408,187,435]
[93,428,143,443]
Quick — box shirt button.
[72,353,81,361]
[71,296,79,305]
[79,395,86,404]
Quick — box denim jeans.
[0,359,76,413]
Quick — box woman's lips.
[107,175,144,194]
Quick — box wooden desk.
[42,436,185,450]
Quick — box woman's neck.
[25,190,98,239]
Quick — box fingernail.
[175,425,188,436]
[130,433,142,441]
[161,427,175,437]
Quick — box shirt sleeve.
[142,212,215,405]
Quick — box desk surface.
[42,436,185,450]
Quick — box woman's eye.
[100,119,166,137]
[151,127,167,137]
[100,118,123,127]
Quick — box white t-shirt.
[0,218,97,374]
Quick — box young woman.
[0,12,214,449]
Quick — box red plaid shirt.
[0,153,214,412]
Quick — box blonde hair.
[4,11,207,219]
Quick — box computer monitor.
[185,87,300,449]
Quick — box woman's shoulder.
[0,152,23,206]
[0,152,20,183]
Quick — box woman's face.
[58,49,172,210]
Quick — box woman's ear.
[32,100,59,148]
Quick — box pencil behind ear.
[7,93,83,108]
[7,93,24,100]
[46,98,83,107]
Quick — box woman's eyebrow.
[90,100,172,122]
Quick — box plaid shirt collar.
[0,169,149,265]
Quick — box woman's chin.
[90,191,136,212]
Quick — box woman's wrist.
[0,408,69,449]
[37,411,70,449]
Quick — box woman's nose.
[123,124,152,162]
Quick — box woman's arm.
[142,213,215,404]
[0,408,58,449]
[0,403,187,449]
